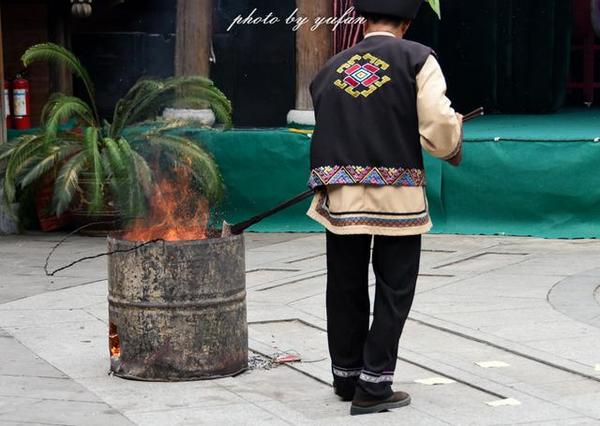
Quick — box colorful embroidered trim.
[332,365,363,378]
[309,165,426,188]
[359,371,395,384]
[334,53,392,98]
[315,192,430,229]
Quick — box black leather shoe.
[333,381,356,401]
[350,391,411,415]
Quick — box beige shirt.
[307,32,462,236]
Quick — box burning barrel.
[107,234,248,381]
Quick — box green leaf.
[2,135,45,207]
[145,133,224,203]
[20,143,81,188]
[116,137,147,218]
[110,79,164,137]
[116,75,233,129]
[42,93,95,140]
[83,127,104,213]
[52,151,88,216]
[131,151,153,198]
[102,137,126,178]
[22,43,100,124]
[426,0,441,19]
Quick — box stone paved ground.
[1,232,600,425]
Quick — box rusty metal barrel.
[107,234,248,381]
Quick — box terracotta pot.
[34,178,72,232]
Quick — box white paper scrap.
[414,377,456,386]
[595,364,600,372]
[476,361,510,369]
[486,398,521,407]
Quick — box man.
[306,0,463,416]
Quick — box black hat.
[354,0,424,20]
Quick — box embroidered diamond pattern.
[347,64,379,86]
[335,54,390,97]
[352,69,370,82]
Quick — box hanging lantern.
[71,0,93,18]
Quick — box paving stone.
[0,335,65,378]
[86,376,248,414]
[0,399,134,426]
[126,402,287,426]
[547,274,600,327]
[0,328,132,426]
[2,233,600,425]
[524,337,600,367]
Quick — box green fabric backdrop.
[127,109,600,239]
[10,110,599,238]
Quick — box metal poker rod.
[222,107,485,236]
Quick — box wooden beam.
[295,0,333,110]
[175,0,212,77]
[48,2,73,96]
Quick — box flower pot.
[34,178,72,232]
[162,108,216,127]
[0,202,19,235]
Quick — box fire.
[123,169,209,242]
[109,322,121,359]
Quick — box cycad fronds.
[53,151,88,216]
[102,137,127,178]
[2,135,45,206]
[110,79,164,138]
[0,138,22,163]
[117,137,147,218]
[83,127,103,213]
[22,43,99,124]
[9,43,229,224]
[42,93,96,141]
[113,75,233,132]
[20,143,81,188]
[144,132,223,203]
[131,151,153,198]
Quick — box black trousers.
[326,231,421,400]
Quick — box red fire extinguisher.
[3,80,12,129]
[12,73,31,130]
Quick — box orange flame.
[109,322,121,359]
[123,169,208,242]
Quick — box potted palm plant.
[0,43,231,231]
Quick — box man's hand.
[447,113,463,167]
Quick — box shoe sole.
[350,396,411,416]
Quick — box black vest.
[308,35,432,189]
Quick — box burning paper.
[414,377,456,386]
[485,398,521,407]
[476,361,510,369]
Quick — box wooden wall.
[2,0,50,126]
